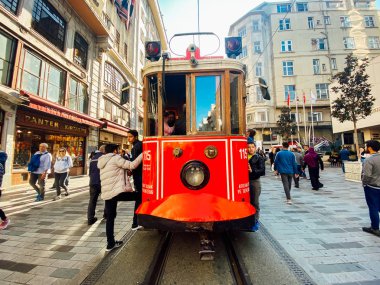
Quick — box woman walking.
[303,147,324,191]
[53,148,73,200]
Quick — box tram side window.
[195,75,223,132]
[147,75,158,136]
[230,73,240,134]
[164,74,186,136]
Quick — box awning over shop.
[21,90,104,128]
[0,85,28,106]
[100,118,130,137]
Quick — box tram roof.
[142,58,246,77]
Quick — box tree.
[276,106,296,141]
[331,54,375,160]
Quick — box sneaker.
[88,217,98,225]
[0,218,10,230]
[286,199,293,205]
[131,225,143,231]
[53,195,61,201]
[106,240,123,251]
[64,191,69,196]
[312,188,319,191]
[251,221,260,232]
[362,227,380,237]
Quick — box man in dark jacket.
[127,130,143,230]
[339,146,350,173]
[248,142,265,230]
[87,145,106,225]
[274,142,299,204]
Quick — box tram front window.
[195,75,222,132]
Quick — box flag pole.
[295,93,300,143]
[288,91,292,144]
[302,92,307,145]
[310,90,315,146]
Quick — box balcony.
[66,0,108,36]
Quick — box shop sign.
[17,110,88,136]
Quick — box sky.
[158,0,380,57]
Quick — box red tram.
[136,35,260,232]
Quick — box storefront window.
[69,77,88,113]
[13,128,85,171]
[18,49,66,105]
[0,30,17,87]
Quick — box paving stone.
[51,245,74,252]
[50,252,76,260]
[26,275,58,285]
[35,238,55,244]
[313,263,365,273]
[5,272,35,283]
[9,262,36,273]
[50,268,80,279]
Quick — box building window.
[18,49,66,104]
[73,33,88,69]
[247,114,253,122]
[313,59,320,74]
[308,17,314,29]
[282,61,294,76]
[256,111,267,122]
[279,19,291,30]
[68,77,88,113]
[32,0,66,51]
[277,4,291,13]
[256,86,264,102]
[284,85,296,100]
[308,112,322,122]
[316,83,329,99]
[104,62,124,94]
[252,21,260,31]
[0,30,17,87]
[368,36,380,49]
[296,3,308,11]
[311,38,326,50]
[124,43,128,62]
[239,46,247,58]
[254,41,261,53]
[281,40,292,52]
[340,16,351,27]
[324,16,331,25]
[115,30,120,53]
[255,62,262,76]
[331,58,337,69]
[354,1,370,8]
[238,26,246,37]
[322,63,326,71]
[326,1,343,8]
[343,37,355,49]
[365,16,375,27]
[0,0,19,14]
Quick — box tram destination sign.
[17,110,88,136]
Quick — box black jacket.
[131,140,143,178]
[89,151,103,186]
[248,154,265,180]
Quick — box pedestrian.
[303,144,310,155]
[246,129,256,143]
[268,147,275,172]
[339,146,350,173]
[303,147,324,191]
[127,129,143,230]
[361,140,380,237]
[0,144,8,196]
[28,143,52,201]
[248,142,265,231]
[297,146,307,178]
[0,145,10,230]
[52,148,73,200]
[291,147,303,188]
[88,145,106,225]
[98,144,143,251]
[274,142,298,204]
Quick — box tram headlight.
[180,161,210,190]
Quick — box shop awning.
[21,90,104,128]
[100,119,130,137]
[0,85,28,105]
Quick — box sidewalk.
[0,177,136,285]
[260,167,380,285]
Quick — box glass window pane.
[21,72,39,94]
[195,75,222,132]
[24,51,42,77]
[147,75,158,136]
[230,73,239,134]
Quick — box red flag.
[287,91,290,107]
[303,92,306,104]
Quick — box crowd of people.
[245,129,380,238]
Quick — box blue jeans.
[342,160,347,173]
[364,185,380,230]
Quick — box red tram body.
[136,38,256,232]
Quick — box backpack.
[28,153,46,172]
